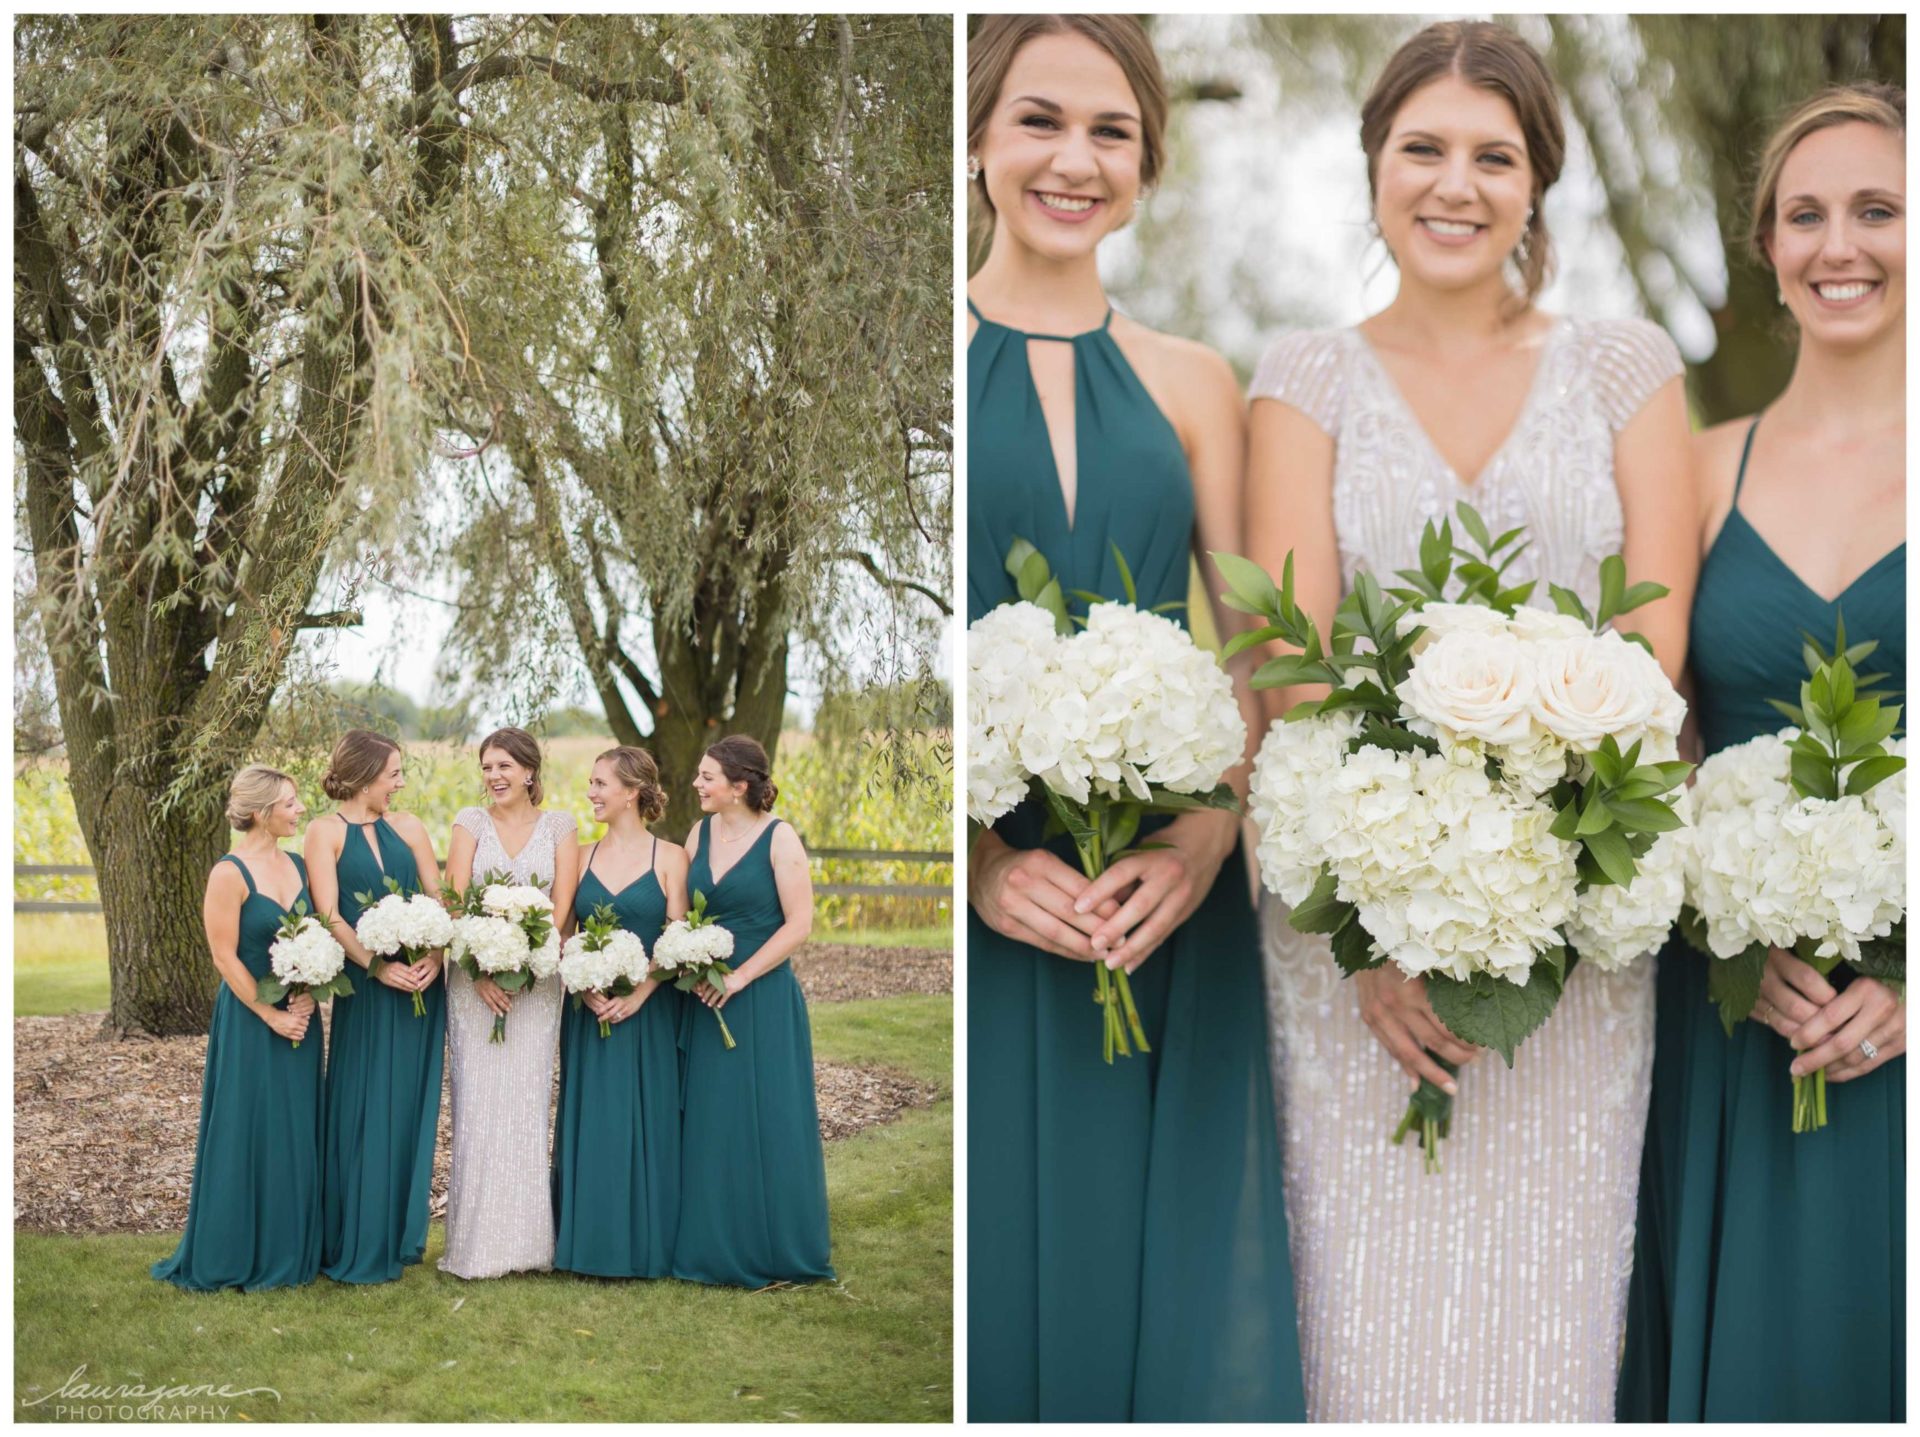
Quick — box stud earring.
[966,154,981,182]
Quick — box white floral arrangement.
[445,869,559,1043]
[1678,621,1905,1133]
[353,881,454,1017]
[966,540,1247,1064]
[651,890,739,1049]
[263,902,351,1048]
[559,903,652,1039]
[1221,502,1691,1171]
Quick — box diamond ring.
[1860,1038,1879,1061]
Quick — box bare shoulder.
[656,838,691,872]
[206,857,246,898]
[770,820,808,859]
[304,813,345,851]
[1115,317,1238,401]
[1695,417,1752,504]
[387,810,431,843]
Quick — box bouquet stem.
[1792,1067,1828,1134]
[490,1014,506,1044]
[1389,1056,1458,1174]
[1074,806,1151,1065]
[714,1010,737,1050]
[598,1017,613,1039]
[412,990,427,1019]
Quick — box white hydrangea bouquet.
[559,903,652,1039]
[263,901,352,1048]
[1680,619,1905,1133]
[353,876,455,1018]
[444,870,561,1043]
[650,889,738,1049]
[1217,502,1691,1171]
[969,539,1246,1064]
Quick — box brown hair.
[321,728,401,802]
[1750,83,1906,265]
[967,16,1169,251]
[706,734,778,813]
[228,765,296,832]
[598,745,668,824]
[479,726,545,806]
[1359,20,1566,303]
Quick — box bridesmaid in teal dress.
[672,736,833,1287]
[965,17,1304,1422]
[1622,85,1906,1422]
[305,730,446,1285]
[153,766,324,1291]
[552,746,689,1278]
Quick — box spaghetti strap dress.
[1620,417,1906,1421]
[153,851,324,1291]
[966,299,1305,1422]
[321,817,447,1283]
[672,817,833,1287]
[552,837,683,1278]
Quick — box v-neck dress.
[1250,316,1685,1420]
[1620,419,1906,1421]
[321,816,447,1284]
[551,839,683,1278]
[153,851,324,1292]
[672,817,833,1287]
[969,302,1307,1422]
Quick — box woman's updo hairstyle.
[1748,82,1906,266]
[966,15,1169,256]
[599,745,669,824]
[322,729,401,802]
[479,726,545,806]
[1359,20,1566,303]
[706,734,778,813]
[228,765,295,832]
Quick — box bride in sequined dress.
[1242,23,1697,1420]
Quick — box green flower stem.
[1389,1055,1458,1174]
[1072,804,1152,1065]
[714,1010,737,1050]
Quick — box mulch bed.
[14,943,950,1238]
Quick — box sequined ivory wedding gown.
[1250,317,1683,1422]
[440,805,573,1279]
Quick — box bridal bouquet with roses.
[1679,618,1905,1132]
[1218,502,1691,1171]
[444,872,561,1043]
[968,539,1245,1064]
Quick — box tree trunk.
[97,790,229,1036]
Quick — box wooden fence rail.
[15,848,952,914]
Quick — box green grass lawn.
[14,994,953,1422]
[12,914,951,1017]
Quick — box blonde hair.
[597,745,668,824]
[967,16,1169,256]
[227,765,295,832]
[1750,83,1906,265]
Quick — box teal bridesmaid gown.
[153,852,324,1291]
[672,817,833,1286]
[1621,419,1906,1421]
[552,838,683,1278]
[320,818,447,1284]
[966,301,1306,1421]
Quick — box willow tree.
[432,14,952,838]
[13,16,697,1034]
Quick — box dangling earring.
[1777,287,1787,306]
[966,154,981,183]
[1133,184,1154,217]
[1514,206,1536,269]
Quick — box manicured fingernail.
[1106,953,1123,970]
[1443,1081,1458,1095]
[1789,1061,1805,1076]
[1074,899,1090,914]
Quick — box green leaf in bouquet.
[1035,781,1098,858]
[1767,697,1807,727]
[1801,639,1826,677]
[1789,747,1838,801]
[1150,600,1187,615]
[1618,631,1655,656]
[1493,581,1538,614]
[1849,922,1906,983]
[1595,555,1627,627]
[1453,560,1499,603]
[256,977,289,1004]
[1603,796,1684,834]
[1588,735,1624,787]
[1829,655,1857,713]
[1391,570,1442,603]
[1034,578,1072,635]
[1549,796,1582,843]
[1706,945,1767,1037]
[329,972,355,999]
[1221,624,1291,661]
[1844,753,1906,796]
[1676,904,1712,955]
[1004,536,1042,584]
[1252,653,1337,689]
[1067,588,1107,606]
[1418,516,1453,589]
[1454,500,1493,553]
[1808,667,1835,719]
[1282,699,1326,722]
[1574,787,1615,837]
[1836,700,1900,752]
[1109,543,1139,606]
[1330,909,1385,975]
[1425,964,1564,1067]
[1615,580,1670,616]
[1349,720,1440,757]
[1286,868,1348,934]
[1210,551,1281,618]
[1101,802,1143,858]
[1142,782,1241,814]
[494,969,530,992]
[1639,760,1694,791]
[1489,524,1526,555]
[1581,825,1637,887]
[1549,584,1593,627]
[353,889,379,909]
[1493,539,1531,579]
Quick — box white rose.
[1397,600,1509,656]
[1509,605,1592,643]
[1528,631,1665,751]
[1399,628,1539,747]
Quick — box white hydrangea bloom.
[1567,787,1691,971]
[525,927,563,980]
[1248,710,1364,905]
[482,884,554,924]
[652,917,737,973]
[965,602,1063,825]
[270,916,346,987]
[451,913,532,973]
